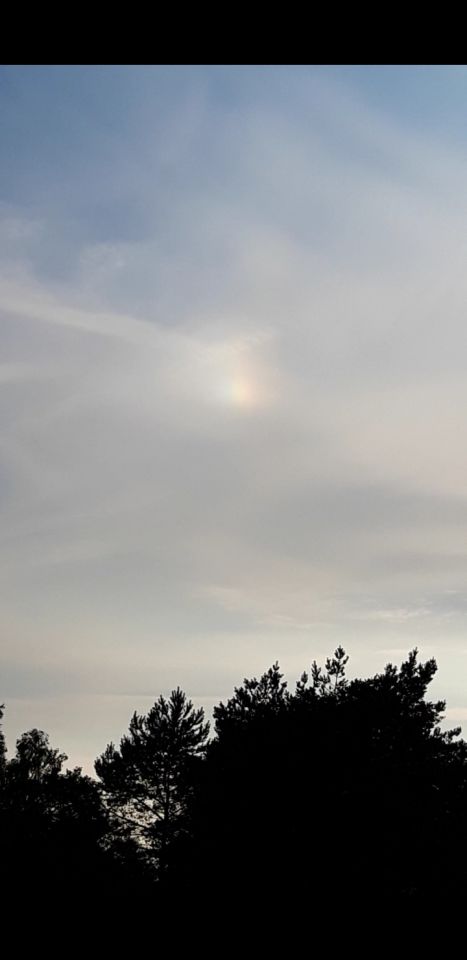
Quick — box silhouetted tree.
[2,646,467,915]
[0,726,137,900]
[95,688,209,874]
[177,648,467,912]
[176,662,292,899]
[8,728,66,784]
[0,704,6,786]
[294,644,349,700]
[213,661,289,734]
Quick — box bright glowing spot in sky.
[227,377,255,407]
[196,335,275,411]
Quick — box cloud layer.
[2,66,467,771]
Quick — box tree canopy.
[0,704,6,785]
[95,687,209,869]
[1,647,467,913]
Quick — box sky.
[2,65,467,774]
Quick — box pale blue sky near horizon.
[2,65,467,774]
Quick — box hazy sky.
[2,65,467,773]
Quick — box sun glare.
[229,376,256,407]
[199,336,274,411]
[215,374,262,409]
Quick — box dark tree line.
[1,648,467,912]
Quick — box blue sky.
[2,65,467,772]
